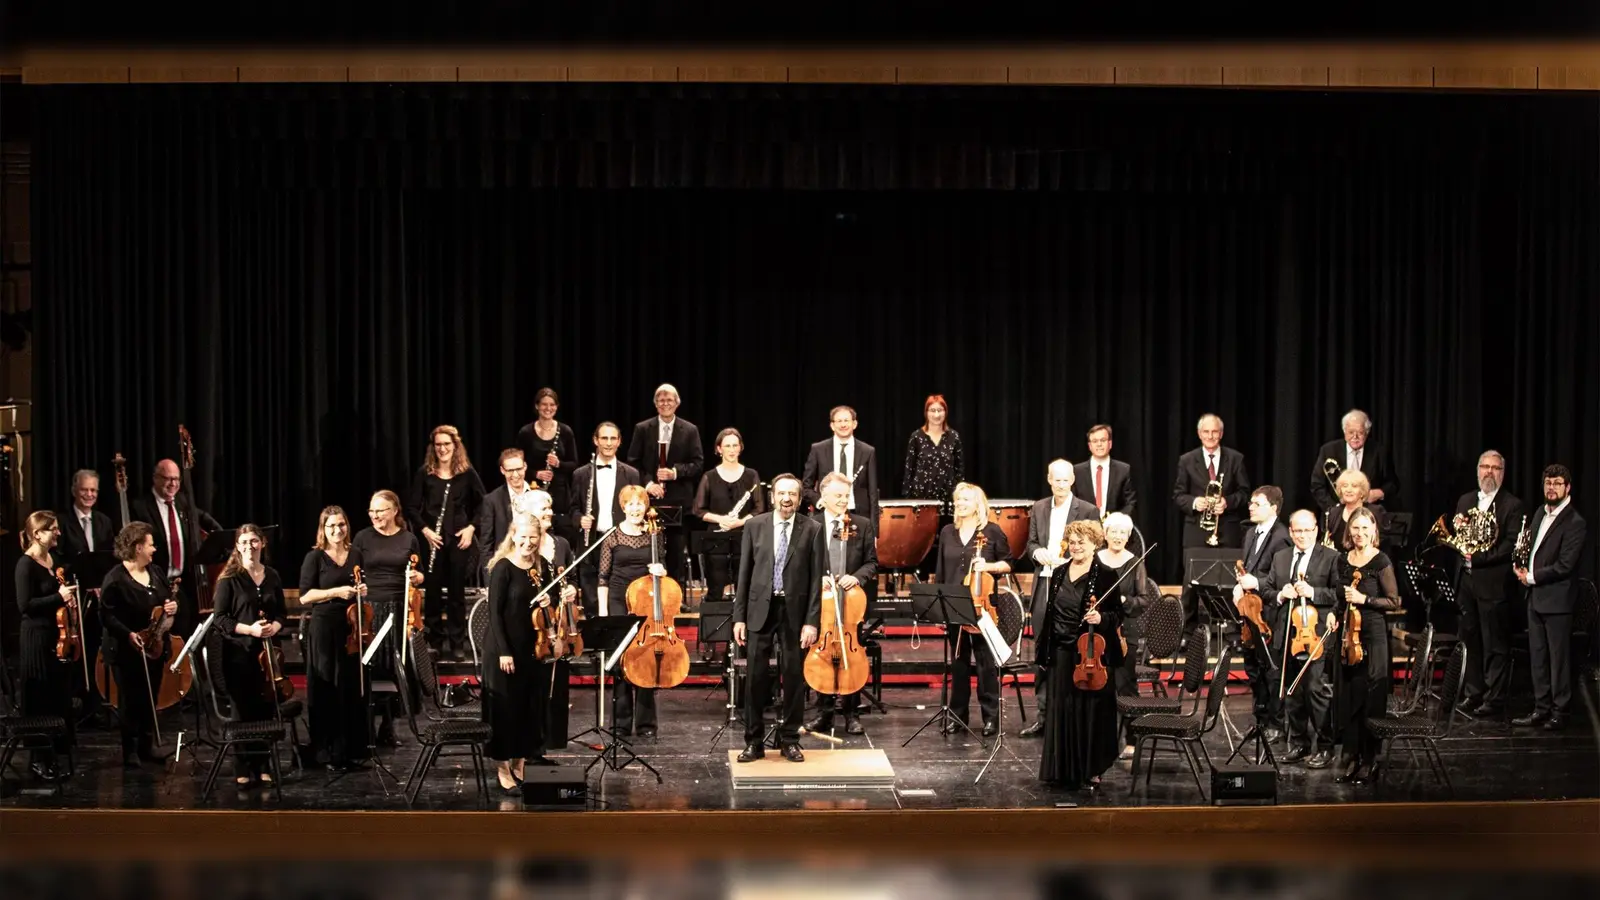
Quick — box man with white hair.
[626,383,705,581]
[1310,408,1400,514]
[1453,450,1524,718]
[1172,413,1251,548]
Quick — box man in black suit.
[626,384,705,582]
[474,448,541,563]
[1255,509,1341,767]
[800,405,879,519]
[1172,413,1252,548]
[1453,450,1524,718]
[734,474,822,762]
[1074,424,1137,521]
[1231,485,1293,739]
[59,468,115,560]
[1309,409,1401,514]
[1019,459,1099,737]
[804,472,879,737]
[129,458,222,633]
[571,422,642,618]
[1512,464,1588,732]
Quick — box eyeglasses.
[1544,480,1569,487]
[368,507,394,514]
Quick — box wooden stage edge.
[4,800,1597,867]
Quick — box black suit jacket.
[1023,496,1101,564]
[811,510,878,603]
[1073,458,1136,520]
[801,438,879,517]
[128,491,223,575]
[1240,521,1293,577]
[1258,543,1341,611]
[1453,490,1524,602]
[735,512,823,632]
[58,507,115,560]
[566,460,643,555]
[1524,504,1588,615]
[1311,438,1402,512]
[625,417,705,508]
[1172,447,1251,543]
[475,485,524,562]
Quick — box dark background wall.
[22,83,1600,582]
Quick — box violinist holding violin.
[14,511,79,782]
[99,523,176,768]
[1231,486,1292,741]
[935,483,1011,738]
[212,524,288,788]
[298,506,370,772]
[1037,518,1122,790]
[352,490,426,745]
[1254,510,1340,768]
[1331,506,1401,785]
[804,472,878,737]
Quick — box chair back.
[1179,625,1211,695]
[390,654,426,742]
[467,595,490,676]
[1397,623,1435,715]
[197,628,233,723]
[1430,643,1469,737]
[408,630,442,708]
[1198,651,1233,735]
[1143,594,1185,659]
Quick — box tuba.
[1424,508,1499,558]
[1199,475,1224,546]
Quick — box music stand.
[902,583,981,746]
[570,615,661,783]
[1193,582,1278,770]
[168,609,222,772]
[332,614,401,793]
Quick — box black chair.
[196,631,287,802]
[1118,622,1207,747]
[1369,643,1468,793]
[1128,630,1230,802]
[394,631,491,806]
[0,715,73,792]
[1135,593,1186,696]
[466,594,490,701]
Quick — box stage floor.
[3,684,1595,813]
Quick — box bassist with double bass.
[804,472,877,736]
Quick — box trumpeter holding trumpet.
[1173,413,1251,549]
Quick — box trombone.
[1322,458,1342,494]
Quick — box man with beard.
[1453,450,1523,718]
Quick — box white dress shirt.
[1527,496,1572,584]
[1249,522,1274,564]
[595,461,618,531]
[1347,444,1364,473]
[1203,449,1221,481]
[1476,488,1499,512]
[823,512,848,571]
[658,417,674,448]
[1040,499,1070,577]
[834,438,857,510]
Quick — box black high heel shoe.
[1333,756,1359,783]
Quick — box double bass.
[804,516,870,697]
[621,509,690,689]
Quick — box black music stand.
[1193,582,1278,770]
[167,609,223,773]
[570,615,661,783]
[330,614,401,793]
[690,530,738,650]
[902,583,981,746]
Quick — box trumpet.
[1199,475,1224,546]
[1322,458,1342,493]
[1423,507,1499,558]
[1511,514,1532,569]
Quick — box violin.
[1072,592,1110,692]
[52,567,84,665]
[804,515,870,697]
[346,565,375,656]
[398,553,423,667]
[961,532,998,635]
[137,577,179,661]
[1342,570,1365,666]
[257,607,295,703]
[1287,575,1324,661]
[533,565,585,662]
[1233,559,1272,646]
[621,509,690,689]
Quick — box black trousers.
[423,544,469,650]
[108,642,166,753]
[1241,628,1283,722]
[1528,607,1574,716]
[744,597,806,745]
[221,644,279,776]
[1283,650,1333,749]
[604,587,656,734]
[812,689,861,724]
[703,546,741,606]
[1458,579,1512,707]
[948,629,999,727]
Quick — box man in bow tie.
[571,422,642,617]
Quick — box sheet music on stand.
[974,609,1013,665]
[172,609,219,673]
[362,614,396,666]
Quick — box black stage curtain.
[28,85,1599,581]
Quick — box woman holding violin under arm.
[298,506,369,771]
[14,511,79,781]
[1332,506,1401,785]
[934,482,1011,737]
[1038,518,1123,790]
[212,524,288,788]
[100,523,177,768]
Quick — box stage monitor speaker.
[1210,764,1277,806]
[520,765,588,807]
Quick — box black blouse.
[213,567,289,652]
[599,529,654,593]
[15,554,64,624]
[935,521,1010,585]
[351,528,423,606]
[485,556,548,661]
[405,468,487,539]
[903,428,964,503]
[1041,560,1126,667]
[1336,550,1402,615]
[691,466,767,519]
[541,535,574,571]
[515,421,579,512]
[298,546,364,616]
[100,564,169,644]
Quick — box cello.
[961,533,998,635]
[621,509,690,690]
[804,516,870,697]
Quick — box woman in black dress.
[1098,511,1158,756]
[1039,518,1124,789]
[406,424,486,660]
[692,427,766,605]
[597,485,666,738]
[297,506,369,771]
[515,388,579,530]
[482,515,574,790]
[211,524,289,787]
[934,482,1011,736]
[14,511,79,781]
[531,492,574,752]
[1332,507,1401,784]
[100,523,177,767]
[904,394,963,575]
[353,490,425,742]
[1324,469,1388,553]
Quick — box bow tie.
[596,464,612,469]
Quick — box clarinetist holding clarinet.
[406,425,485,662]
[572,422,641,618]
[692,428,767,605]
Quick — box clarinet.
[583,453,596,549]
[428,481,451,574]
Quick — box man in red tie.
[129,458,223,633]
[1172,413,1251,549]
[1072,424,1137,522]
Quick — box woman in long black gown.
[1332,507,1402,785]
[1039,518,1124,789]
[297,506,369,770]
[531,491,574,753]
[14,511,79,781]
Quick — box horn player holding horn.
[1448,450,1523,719]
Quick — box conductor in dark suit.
[1512,464,1588,732]
[626,385,705,582]
[1019,459,1099,737]
[1255,510,1341,767]
[734,474,822,763]
[1454,450,1523,717]
[1309,409,1401,514]
[571,422,642,617]
[1231,486,1293,738]
[805,472,879,736]
[1172,413,1251,548]
[128,459,223,633]
[800,405,879,519]
[59,469,116,560]
[1074,424,1137,521]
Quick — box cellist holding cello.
[212,524,289,789]
[1037,518,1123,790]
[804,472,878,737]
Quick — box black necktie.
[1290,550,1303,581]
[838,442,847,474]
[596,464,611,469]
[1250,529,1267,567]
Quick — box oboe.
[428,481,451,574]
